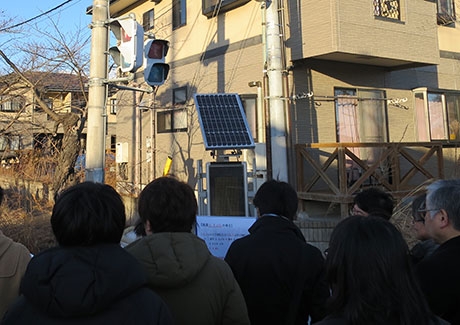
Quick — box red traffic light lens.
[148,41,165,59]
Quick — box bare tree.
[0,19,90,194]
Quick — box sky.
[0,0,93,70]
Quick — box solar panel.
[194,93,255,150]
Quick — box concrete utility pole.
[266,0,288,181]
[85,0,109,182]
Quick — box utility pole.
[266,0,288,181]
[85,0,109,182]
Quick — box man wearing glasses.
[410,193,439,265]
[415,179,460,325]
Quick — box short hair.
[51,182,126,246]
[253,180,298,220]
[325,216,433,324]
[426,179,460,230]
[411,193,426,221]
[353,188,394,220]
[138,177,197,233]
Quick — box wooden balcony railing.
[296,142,444,217]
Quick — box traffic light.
[143,39,170,86]
[109,16,144,73]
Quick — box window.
[0,96,24,112]
[143,9,155,31]
[202,0,251,18]
[414,89,460,141]
[173,87,187,105]
[173,0,186,29]
[157,109,187,133]
[240,94,258,142]
[437,0,455,25]
[335,88,389,185]
[373,0,401,20]
[0,134,21,151]
[335,88,388,143]
[110,98,117,114]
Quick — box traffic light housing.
[144,39,170,86]
[109,16,144,73]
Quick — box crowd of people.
[0,177,458,324]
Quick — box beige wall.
[110,0,460,203]
[289,0,439,66]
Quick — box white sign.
[196,216,256,259]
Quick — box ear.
[144,220,153,235]
[439,209,450,228]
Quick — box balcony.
[289,0,439,69]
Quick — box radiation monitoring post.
[196,216,256,259]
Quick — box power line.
[0,0,74,33]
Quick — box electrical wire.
[0,0,74,32]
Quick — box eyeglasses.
[417,208,440,219]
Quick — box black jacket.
[225,215,329,325]
[1,244,173,324]
[313,315,450,325]
[415,235,460,325]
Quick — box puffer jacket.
[0,231,30,319]
[1,244,173,324]
[126,232,250,325]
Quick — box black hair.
[325,216,435,325]
[0,186,3,205]
[138,177,197,233]
[51,182,126,246]
[253,180,298,220]
[353,188,394,220]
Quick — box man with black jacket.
[416,179,460,325]
[225,180,329,325]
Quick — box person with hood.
[0,187,31,319]
[2,182,173,324]
[126,176,250,325]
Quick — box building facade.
[108,0,460,217]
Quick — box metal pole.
[266,0,288,181]
[85,0,109,182]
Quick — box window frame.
[173,0,186,29]
[437,0,456,26]
[373,0,401,21]
[110,98,117,115]
[157,108,188,133]
[239,94,258,143]
[143,9,155,31]
[413,88,460,142]
[0,96,24,112]
[173,86,187,106]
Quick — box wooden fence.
[296,142,445,217]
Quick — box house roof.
[0,71,87,93]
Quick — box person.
[350,187,394,220]
[410,193,439,265]
[314,215,447,325]
[2,182,173,324]
[0,187,31,319]
[125,176,250,325]
[225,180,329,325]
[415,179,460,324]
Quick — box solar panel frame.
[194,93,256,150]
